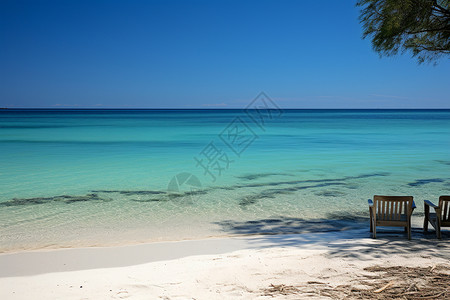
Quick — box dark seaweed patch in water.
[90,189,208,203]
[408,178,445,187]
[435,160,450,166]
[128,189,208,203]
[225,173,386,203]
[238,190,281,207]
[59,193,109,203]
[2,173,387,208]
[98,172,388,201]
[167,189,208,199]
[239,196,259,207]
[265,182,346,194]
[1,193,112,207]
[344,183,360,190]
[315,190,347,197]
[130,198,162,202]
[218,186,236,191]
[91,190,166,195]
[238,182,346,207]
[231,172,389,190]
[118,191,166,196]
[235,173,293,181]
[1,197,52,206]
[184,190,208,196]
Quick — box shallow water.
[1,109,449,251]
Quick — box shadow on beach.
[215,213,450,260]
[215,212,368,235]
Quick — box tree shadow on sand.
[215,212,450,261]
[215,212,368,235]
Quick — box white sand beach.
[1,229,449,299]
[2,0,449,298]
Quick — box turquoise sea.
[1,109,449,252]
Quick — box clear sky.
[0,0,449,108]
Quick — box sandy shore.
[1,229,449,299]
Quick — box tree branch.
[432,0,450,16]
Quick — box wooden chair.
[368,195,416,239]
[424,196,450,239]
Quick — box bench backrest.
[373,195,414,221]
[439,196,450,225]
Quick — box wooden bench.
[368,195,416,239]
[424,196,450,239]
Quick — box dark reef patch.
[167,189,208,199]
[231,172,389,190]
[91,190,166,195]
[218,186,236,191]
[130,198,162,202]
[408,178,445,187]
[238,182,347,207]
[265,182,346,195]
[235,173,293,181]
[435,160,450,166]
[2,173,389,208]
[239,196,259,207]
[234,173,386,207]
[95,172,388,203]
[0,193,112,207]
[344,183,360,190]
[315,190,347,197]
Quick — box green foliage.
[357,0,450,63]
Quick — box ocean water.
[1,109,449,252]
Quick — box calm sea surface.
[1,109,449,252]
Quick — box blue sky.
[0,0,449,108]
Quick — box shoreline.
[1,228,449,299]
[1,229,370,276]
[0,215,428,255]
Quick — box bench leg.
[372,220,376,239]
[436,219,441,239]
[407,219,411,240]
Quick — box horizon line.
[2,107,450,110]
